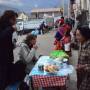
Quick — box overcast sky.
[0,0,68,13]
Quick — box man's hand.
[33,45,38,50]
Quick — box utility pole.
[63,0,64,17]
[63,0,70,17]
[68,0,70,18]
[80,0,81,10]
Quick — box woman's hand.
[76,64,90,74]
[12,25,17,31]
[84,64,90,71]
[76,64,86,71]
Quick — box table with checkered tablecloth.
[29,56,74,90]
[30,75,67,88]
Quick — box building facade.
[77,0,90,21]
[31,8,63,19]
[70,0,90,21]
[17,12,29,21]
[70,0,76,18]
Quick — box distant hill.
[0,4,20,16]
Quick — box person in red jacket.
[58,16,64,26]
[54,28,64,50]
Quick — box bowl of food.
[44,64,59,75]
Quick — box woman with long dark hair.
[0,10,26,89]
[76,25,90,90]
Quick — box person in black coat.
[0,10,26,89]
[39,22,45,34]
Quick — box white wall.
[83,0,87,10]
[89,0,90,20]
[76,0,87,10]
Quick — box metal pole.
[89,0,90,21]
[80,0,81,10]
[63,0,64,16]
[68,0,70,18]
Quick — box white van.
[16,21,24,31]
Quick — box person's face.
[10,16,17,25]
[30,38,37,46]
[76,29,85,43]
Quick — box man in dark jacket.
[39,22,45,34]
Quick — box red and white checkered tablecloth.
[31,75,67,88]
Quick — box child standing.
[54,31,63,50]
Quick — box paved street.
[14,30,78,90]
